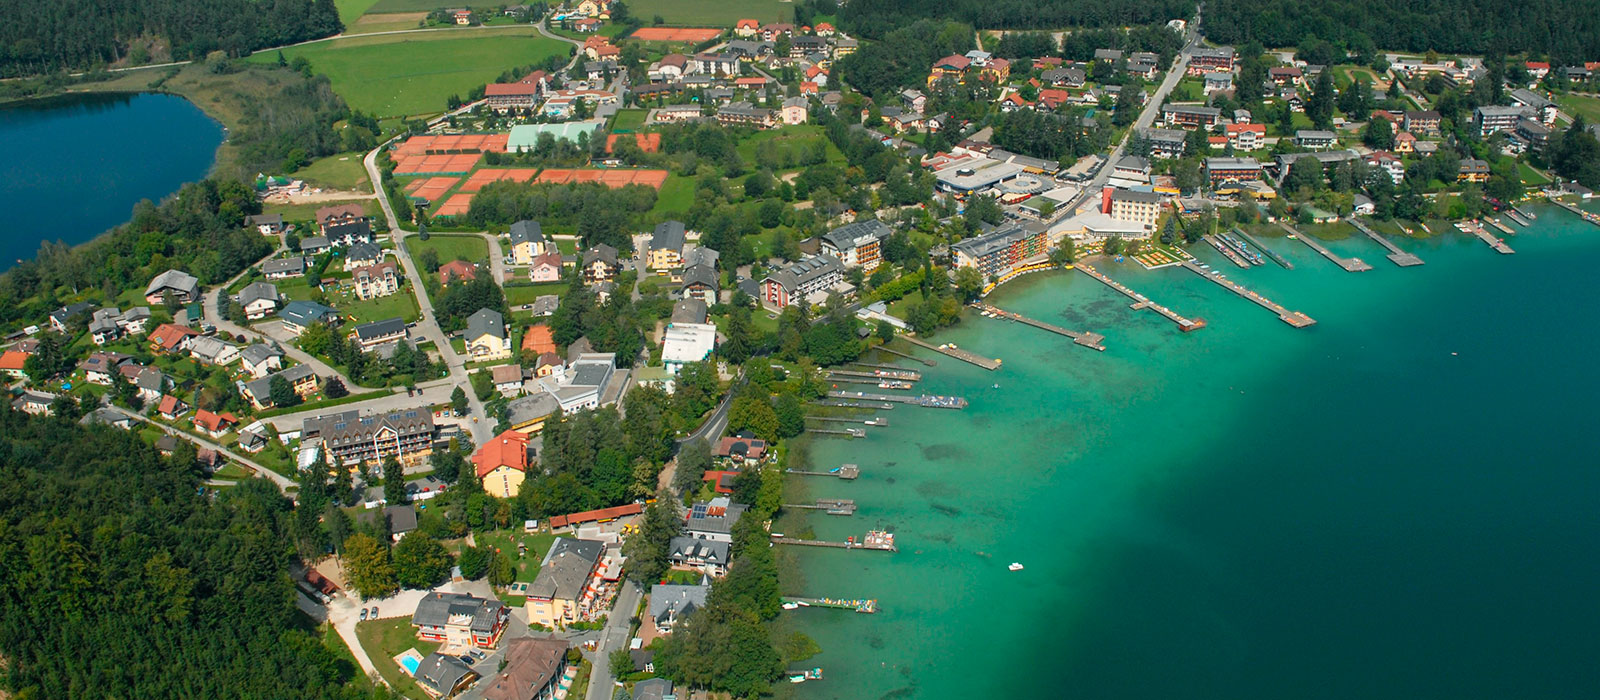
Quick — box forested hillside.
[0,0,342,77]
[0,410,381,699]
[831,0,1194,39]
[1207,0,1600,63]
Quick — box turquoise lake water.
[784,205,1600,699]
[0,92,222,269]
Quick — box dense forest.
[0,410,386,699]
[1207,0,1600,64]
[0,0,342,77]
[460,181,658,251]
[825,0,1193,39]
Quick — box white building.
[661,323,717,374]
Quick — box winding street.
[104,403,298,493]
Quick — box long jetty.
[782,596,877,613]
[1181,261,1315,328]
[843,365,922,381]
[1233,228,1294,269]
[1346,217,1424,267]
[971,303,1106,351]
[899,336,1001,370]
[1548,198,1600,228]
[1203,234,1252,268]
[810,399,895,410]
[772,530,897,552]
[1504,209,1531,226]
[811,427,866,438]
[1075,264,1206,331]
[786,464,861,480]
[1217,230,1265,265]
[783,499,857,515]
[1458,220,1515,254]
[1487,218,1515,234]
[827,390,967,409]
[1279,223,1373,271]
[807,415,887,427]
[873,345,936,366]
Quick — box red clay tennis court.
[394,153,482,175]
[629,27,722,42]
[460,168,541,192]
[405,177,459,202]
[394,134,509,156]
[535,169,669,189]
[606,133,661,153]
[433,193,475,218]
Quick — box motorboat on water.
[1008,562,1025,571]
[782,602,800,610]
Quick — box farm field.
[335,0,383,23]
[245,30,569,118]
[625,0,793,26]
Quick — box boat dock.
[1203,234,1252,268]
[782,597,877,613]
[900,336,1001,370]
[1181,261,1316,328]
[786,464,861,480]
[772,530,897,552]
[844,365,922,381]
[1347,218,1424,267]
[1233,228,1294,269]
[783,499,858,515]
[1488,218,1515,234]
[811,428,866,438]
[1458,220,1515,253]
[827,390,968,409]
[1075,264,1206,332]
[1279,223,1373,271]
[807,416,888,427]
[810,400,894,410]
[1505,209,1531,226]
[873,345,936,366]
[1217,230,1265,265]
[825,376,915,388]
[1548,198,1600,228]
[971,303,1106,351]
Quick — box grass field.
[1556,94,1600,124]
[368,0,458,11]
[346,12,427,34]
[246,30,570,117]
[734,125,846,170]
[263,197,379,223]
[335,0,383,23]
[504,282,569,305]
[627,0,792,26]
[407,234,489,263]
[612,108,648,131]
[296,152,374,191]
[341,289,421,323]
[355,617,438,700]
[652,174,696,215]
[1519,162,1554,186]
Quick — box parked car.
[371,606,379,617]
[359,608,368,621]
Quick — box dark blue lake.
[0,92,223,269]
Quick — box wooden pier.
[786,464,861,480]
[1548,198,1600,228]
[1279,223,1373,271]
[841,366,922,381]
[772,530,897,552]
[783,499,857,515]
[827,390,967,409]
[825,375,915,388]
[873,345,936,366]
[783,596,877,613]
[811,428,866,438]
[807,416,888,427]
[1217,231,1265,265]
[1505,209,1532,226]
[1075,264,1206,331]
[1203,234,1252,268]
[971,303,1106,351]
[1487,218,1515,234]
[1458,221,1515,254]
[810,400,894,410]
[1181,261,1316,328]
[1347,217,1424,267]
[900,336,1001,370]
[1233,228,1294,269]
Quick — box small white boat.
[782,602,800,610]
[1008,562,1025,571]
[992,383,1000,389]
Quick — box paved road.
[363,147,492,447]
[583,579,642,700]
[106,403,298,493]
[255,380,467,434]
[205,289,377,396]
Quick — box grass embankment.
[625,0,791,26]
[245,29,570,118]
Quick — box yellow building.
[473,430,529,498]
[466,308,512,362]
[647,221,686,270]
[508,220,548,265]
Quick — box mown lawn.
[625,0,791,26]
[335,0,383,23]
[294,152,373,192]
[340,289,421,324]
[734,125,846,170]
[407,234,489,263]
[245,30,570,118]
[612,108,648,131]
[504,282,569,305]
[651,174,696,215]
[355,617,438,700]
[1556,93,1600,124]
[263,198,379,223]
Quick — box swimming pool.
[401,656,420,674]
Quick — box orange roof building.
[474,430,530,498]
[0,350,30,377]
[438,260,480,285]
[192,409,237,436]
[148,323,198,354]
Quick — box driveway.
[583,580,642,700]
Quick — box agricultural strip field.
[245,30,570,118]
[624,0,794,26]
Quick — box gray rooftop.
[670,299,707,324]
[528,538,605,601]
[280,300,339,327]
[821,219,892,253]
[144,269,199,298]
[467,308,506,340]
[410,591,504,633]
[651,220,686,253]
[238,281,279,307]
[354,317,407,342]
[509,220,545,246]
[686,498,746,535]
[648,583,709,623]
